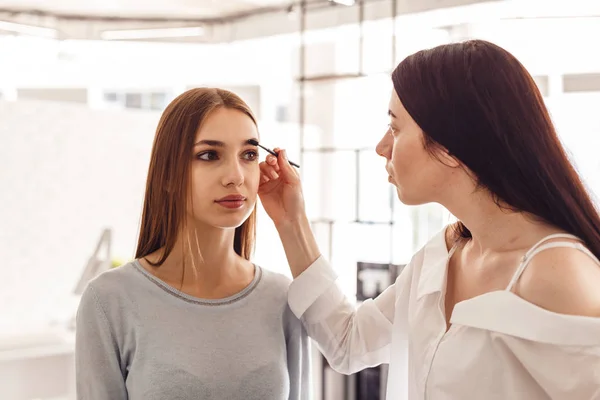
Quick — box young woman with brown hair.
[76,88,309,400]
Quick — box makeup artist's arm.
[258,149,319,277]
[259,150,402,374]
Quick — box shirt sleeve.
[505,336,600,398]
[284,305,311,400]
[75,284,128,400]
[288,255,413,375]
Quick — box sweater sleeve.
[284,304,311,400]
[75,284,128,400]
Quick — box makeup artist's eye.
[243,150,258,161]
[387,124,398,135]
[196,151,218,161]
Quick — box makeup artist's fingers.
[266,154,277,167]
[260,161,279,181]
[266,154,280,172]
[260,172,270,184]
[276,149,300,182]
[259,161,285,195]
[273,148,283,171]
[259,161,270,178]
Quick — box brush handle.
[286,159,301,169]
[257,143,278,157]
[258,144,300,168]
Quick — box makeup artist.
[258,40,600,399]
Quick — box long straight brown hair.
[135,88,257,266]
[392,39,600,259]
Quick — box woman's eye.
[244,150,258,161]
[196,151,218,161]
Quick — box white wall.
[0,100,159,331]
[0,99,307,332]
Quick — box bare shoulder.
[516,243,600,317]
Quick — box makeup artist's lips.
[386,168,395,184]
[215,194,246,209]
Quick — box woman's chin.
[207,215,250,230]
[394,186,426,206]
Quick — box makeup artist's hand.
[258,148,305,227]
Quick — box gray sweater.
[75,260,310,400]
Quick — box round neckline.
[132,259,262,306]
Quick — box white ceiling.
[0,0,294,20]
[0,0,508,42]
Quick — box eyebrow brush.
[247,139,300,168]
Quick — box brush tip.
[247,139,259,146]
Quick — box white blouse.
[288,227,600,399]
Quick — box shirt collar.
[417,226,452,300]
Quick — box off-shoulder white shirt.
[288,227,600,399]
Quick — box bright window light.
[329,0,356,5]
[0,20,57,39]
[100,27,205,41]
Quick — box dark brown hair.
[135,88,257,266]
[392,39,600,258]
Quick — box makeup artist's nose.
[222,159,244,187]
[376,130,392,160]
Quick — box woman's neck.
[140,225,254,298]
[444,189,559,256]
